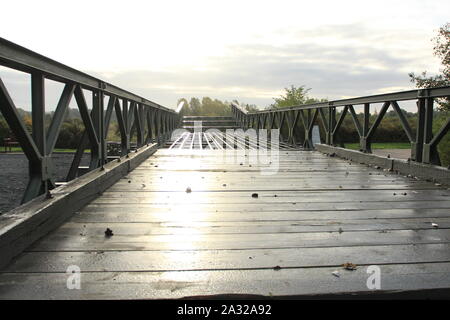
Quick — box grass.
[344,142,411,150]
[1,147,90,153]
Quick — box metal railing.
[231,87,450,166]
[0,37,184,203]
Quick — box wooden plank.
[5,243,450,273]
[116,174,435,182]
[27,229,450,252]
[106,184,439,192]
[97,189,450,203]
[1,262,450,299]
[46,218,450,235]
[79,201,450,212]
[69,208,450,223]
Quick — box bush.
[434,115,450,167]
[0,118,12,143]
[55,119,85,149]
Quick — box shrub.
[55,119,85,149]
[434,115,450,167]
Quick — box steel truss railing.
[231,87,450,167]
[0,38,184,203]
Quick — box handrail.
[0,37,185,204]
[230,87,450,167]
[0,37,174,113]
[231,102,249,115]
[234,87,450,114]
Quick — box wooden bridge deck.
[1,149,450,299]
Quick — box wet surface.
[1,149,449,299]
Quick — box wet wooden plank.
[5,244,450,273]
[69,208,450,223]
[27,229,450,252]
[98,189,450,203]
[1,149,449,299]
[84,201,450,211]
[42,218,450,235]
[1,262,450,299]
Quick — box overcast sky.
[0,0,449,111]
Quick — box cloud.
[87,35,422,108]
[0,22,440,112]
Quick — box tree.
[189,98,202,116]
[269,85,327,109]
[177,97,233,116]
[243,103,259,112]
[0,118,12,142]
[55,119,84,149]
[409,23,450,110]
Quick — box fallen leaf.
[343,262,357,270]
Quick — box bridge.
[0,38,450,299]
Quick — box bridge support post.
[154,109,162,145]
[421,97,441,165]
[359,103,371,153]
[145,109,154,144]
[92,90,104,167]
[327,106,336,146]
[23,73,50,202]
[121,99,130,155]
[412,98,425,162]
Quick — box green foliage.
[178,97,234,116]
[332,109,449,166]
[434,112,450,167]
[269,85,327,109]
[0,113,31,142]
[321,108,417,144]
[243,103,259,112]
[0,118,11,142]
[409,23,450,111]
[345,142,412,150]
[55,119,85,149]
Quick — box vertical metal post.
[93,90,105,166]
[91,90,102,168]
[23,73,47,202]
[413,99,425,162]
[361,103,370,153]
[154,110,161,145]
[31,74,45,156]
[305,109,313,149]
[327,106,336,146]
[122,99,130,155]
[146,109,153,143]
[422,98,439,164]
